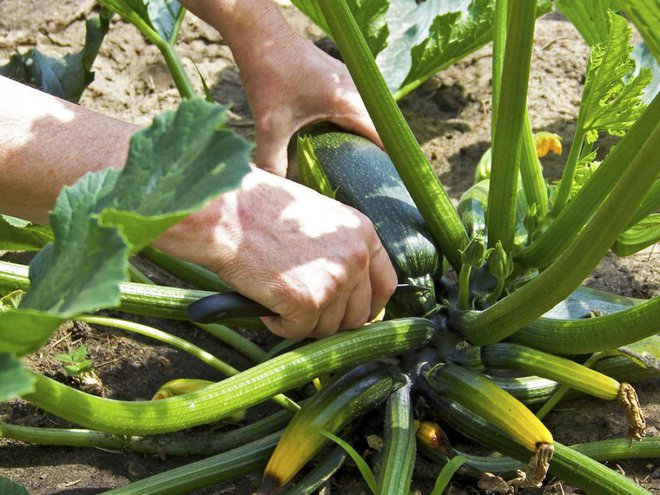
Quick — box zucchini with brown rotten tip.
[299,125,439,317]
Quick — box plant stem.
[487,1,537,251]
[519,112,549,216]
[76,315,298,413]
[136,249,267,363]
[481,343,621,400]
[0,408,291,455]
[141,247,232,293]
[318,0,468,271]
[626,179,660,228]
[378,383,415,495]
[457,436,660,474]
[100,0,197,99]
[455,97,660,345]
[22,318,435,435]
[491,0,508,142]
[552,126,586,214]
[457,265,472,310]
[0,262,266,331]
[102,433,281,495]
[508,296,660,354]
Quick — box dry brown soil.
[0,1,658,494]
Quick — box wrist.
[182,0,302,71]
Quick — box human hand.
[180,0,381,177]
[155,167,397,339]
[240,36,382,177]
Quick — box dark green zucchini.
[299,125,439,317]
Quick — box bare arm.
[0,75,396,339]
[0,76,138,224]
[180,0,382,176]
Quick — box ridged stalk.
[454,97,660,344]
[0,408,291,455]
[102,433,280,495]
[508,296,660,354]
[22,318,434,435]
[0,261,264,330]
[378,382,416,495]
[317,0,468,271]
[76,315,298,413]
[487,2,537,251]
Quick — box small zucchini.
[257,362,404,494]
[299,125,439,317]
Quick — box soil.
[0,1,658,494]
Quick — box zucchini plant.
[0,0,658,494]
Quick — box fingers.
[262,238,397,341]
[367,243,398,319]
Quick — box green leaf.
[394,0,496,98]
[0,215,54,252]
[0,12,110,103]
[631,42,660,105]
[618,0,660,61]
[580,12,652,144]
[0,310,64,356]
[556,0,621,46]
[429,455,466,495]
[99,99,251,252]
[0,353,35,402]
[297,136,336,198]
[318,429,377,494]
[19,170,130,316]
[100,0,184,44]
[0,476,30,495]
[0,291,24,312]
[617,334,660,371]
[291,0,388,56]
[17,99,249,319]
[611,213,660,256]
[147,0,185,43]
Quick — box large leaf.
[0,353,35,401]
[0,11,111,103]
[384,0,496,98]
[0,310,64,356]
[611,213,660,256]
[580,12,652,143]
[0,215,53,252]
[99,0,184,44]
[16,99,250,319]
[0,477,30,495]
[292,0,551,99]
[99,99,251,251]
[618,0,660,61]
[556,0,621,46]
[290,0,388,55]
[19,170,129,316]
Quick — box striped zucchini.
[299,125,439,317]
[258,362,404,493]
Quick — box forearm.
[0,75,138,224]
[180,0,304,73]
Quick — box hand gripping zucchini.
[299,125,439,316]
